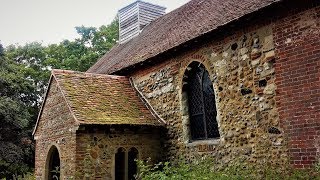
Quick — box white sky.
[0,0,189,47]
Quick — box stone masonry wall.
[274,5,320,168]
[132,24,287,169]
[34,79,78,179]
[75,127,162,179]
[131,3,320,169]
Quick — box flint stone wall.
[131,23,288,168]
[75,127,162,179]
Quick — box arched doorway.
[46,146,60,180]
[128,148,139,180]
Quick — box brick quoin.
[274,4,320,168]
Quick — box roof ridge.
[52,69,127,79]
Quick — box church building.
[33,0,320,179]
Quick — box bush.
[0,172,35,180]
[136,158,320,180]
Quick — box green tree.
[76,18,119,56]
[0,43,35,179]
[44,18,119,72]
[6,42,50,105]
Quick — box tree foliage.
[0,18,118,178]
[5,42,49,105]
[45,18,118,72]
[0,43,35,178]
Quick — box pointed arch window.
[184,62,220,140]
[115,147,139,180]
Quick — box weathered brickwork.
[274,5,320,168]
[75,127,162,179]
[34,79,78,179]
[132,25,288,168]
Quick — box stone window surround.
[180,60,222,146]
[113,147,140,180]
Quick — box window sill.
[185,138,220,147]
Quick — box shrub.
[136,158,320,180]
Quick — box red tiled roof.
[87,0,280,74]
[52,69,163,126]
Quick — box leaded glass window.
[184,62,220,140]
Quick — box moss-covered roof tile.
[52,69,162,126]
